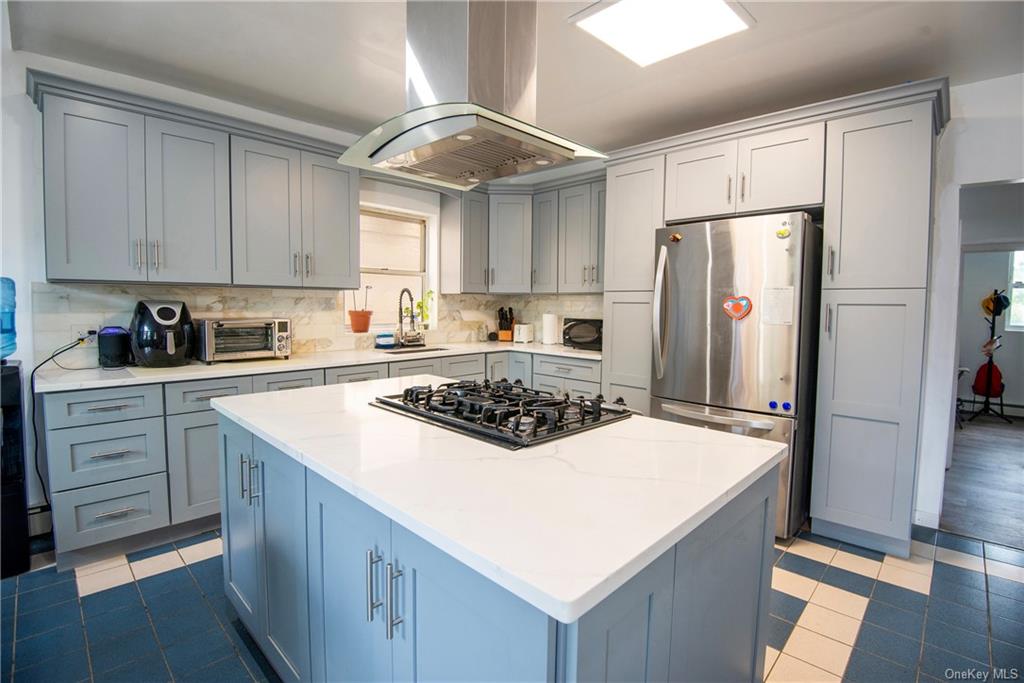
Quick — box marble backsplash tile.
[30,282,603,367]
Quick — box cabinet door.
[664,140,737,222]
[558,184,592,293]
[43,95,146,281]
[167,411,220,524]
[488,194,532,293]
[737,122,824,214]
[461,191,490,293]
[301,152,359,289]
[810,289,925,549]
[307,471,392,683]
[231,137,303,286]
[219,418,260,635]
[590,181,606,292]
[390,523,552,682]
[605,157,664,292]
[486,352,509,381]
[254,439,310,683]
[531,190,558,293]
[533,375,564,395]
[508,352,533,387]
[823,102,933,289]
[603,291,653,392]
[145,118,231,284]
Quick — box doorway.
[940,181,1024,549]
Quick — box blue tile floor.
[2,526,1022,681]
[0,530,280,682]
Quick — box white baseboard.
[913,510,940,528]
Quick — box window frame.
[353,208,430,331]
[1006,250,1024,333]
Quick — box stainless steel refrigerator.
[651,211,821,538]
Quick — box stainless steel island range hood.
[339,0,605,191]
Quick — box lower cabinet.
[219,420,310,682]
[167,411,220,523]
[485,352,509,381]
[508,352,533,387]
[325,363,388,384]
[533,374,601,399]
[389,358,443,378]
[253,369,325,392]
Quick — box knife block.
[497,329,513,342]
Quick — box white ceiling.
[9,1,1024,152]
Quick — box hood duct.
[339,0,605,191]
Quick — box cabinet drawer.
[533,356,601,383]
[325,364,388,385]
[533,375,565,395]
[44,385,163,429]
[46,417,167,492]
[389,358,443,378]
[441,354,485,378]
[52,473,170,552]
[252,369,325,393]
[165,376,254,414]
[564,378,602,400]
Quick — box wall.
[915,71,1024,527]
[957,251,1024,410]
[960,182,1024,250]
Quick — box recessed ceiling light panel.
[572,0,752,67]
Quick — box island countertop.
[211,375,786,623]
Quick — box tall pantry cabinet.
[809,101,935,556]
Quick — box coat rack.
[969,288,1012,424]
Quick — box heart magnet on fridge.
[723,295,752,321]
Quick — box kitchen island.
[211,376,786,683]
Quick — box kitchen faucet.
[397,288,425,347]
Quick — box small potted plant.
[402,290,435,328]
[348,285,373,333]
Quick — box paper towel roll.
[542,314,561,345]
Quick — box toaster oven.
[195,319,290,363]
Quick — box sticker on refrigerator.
[762,287,795,325]
[722,296,752,321]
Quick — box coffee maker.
[129,301,195,367]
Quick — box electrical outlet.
[72,326,98,345]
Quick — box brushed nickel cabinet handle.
[385,562,404,640]
[239,455,249,500]
[591,265,597,283]
[740,173,746,202]
[293,252,300,277]
[490,267,495,285]
[89,448,132,460]
[94,506,135,520]
[827,246,835,279]
[85,403,132,413]
[825,304,833,338]
[154,240,161,271]
[366,550,383,622]
[247,460,261,505]
[582,265,588,285]
[726,175,732,203]
[305,253,311,277]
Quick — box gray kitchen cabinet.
[531,190,558,293]
[488,194,533,293]
[605,384,650,416]
[823,103,933,289]
[736,122,824,214]
[591,181,606,291]
[165,376,253,415]
[307,470,393,683]
[440,354,485,379]
[51,473,170,552]
[325,364,389,385]
[144,118,231,284]
[558,184,592,293]
[440,191,489,294]
[220,418,260,635]
[485,352,509,381]
[167,411,220,524]
[389,358,443,378]
[604,156,665,292]
[602,291,653,392]
[231,136,303,287]
[301,152,359,289]
[508,352,532,387]
[43,95,147,282]
[532,355,601,383]
[664,140,737,222]
[43,384,164,429]
[252,369,325,393]
[46,417,166,492]
[810,289,926,555]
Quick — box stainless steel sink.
[384,347,447,355]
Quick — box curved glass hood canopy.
[339,0,606,192]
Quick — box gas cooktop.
[372,379,633,449]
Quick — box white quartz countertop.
[32,341,600,393]
[210,375,786,623]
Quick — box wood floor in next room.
[941,418,1024,549]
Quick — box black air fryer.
[129,301,195,367]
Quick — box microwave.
[195,319,291,363]
[562,318,602,351]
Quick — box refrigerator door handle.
[659,403,775,431]
[652,245,669,380]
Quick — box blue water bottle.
[0,277,15,361]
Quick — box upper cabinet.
[145,118,231,284]
[230,137,303,287]
[531,190,558,294]
[43,96,147,282]
[440,191,489,295]
[300,151,359,289]
[591,181,606,291]
[604,156,665,292]
[41,93,358,289]
[557,183,592,293]
[488,194,532,293]
[823,103,932,289]
[664,122,825,223]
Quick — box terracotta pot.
[348,309,373,333]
